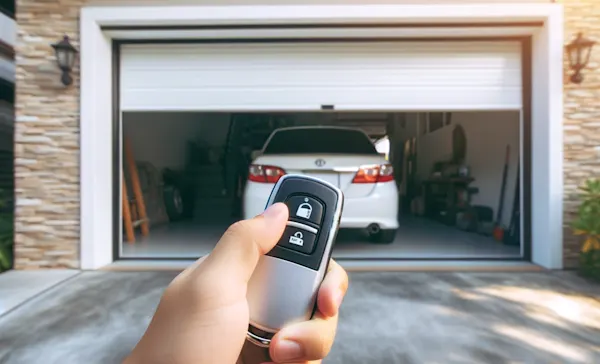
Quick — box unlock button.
[278,225,317,255]
[285,195,324,226]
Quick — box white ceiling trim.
[0,12,15,47]
[0,56,14,83]
[105,26,539,40]
[84,4,555,27]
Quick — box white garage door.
[120,41,522,111]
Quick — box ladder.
[122,137,150,243]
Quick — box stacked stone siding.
[560,0,600,268]
[14,0,83,269]
[12,0,594,269]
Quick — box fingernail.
[262,202,287,220]
[274,339,304,361]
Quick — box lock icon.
[288,231,304,246]
[296,202,313,219]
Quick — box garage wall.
[122,112,231,171]
[122,112,389,173]
[398,111,520,227]
[290,113,389,137]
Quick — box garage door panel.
[123,69,522,88]
[122,88,521,111]
[120,41,522,111]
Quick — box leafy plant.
[572,178,600,280]
[0,187,13,272]
[0,212,12,271]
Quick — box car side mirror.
[251,150,262,160]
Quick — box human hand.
[123,202,349,364]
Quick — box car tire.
[164,185,185,222]
[370,229,397,244]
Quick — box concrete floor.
[122,216,520,259]
[1,271,599,364]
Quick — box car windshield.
[263,128,379,155]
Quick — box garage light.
[51,35,78,86]
[566,32,596,84]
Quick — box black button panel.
[278,224,317,255]
[266,176,343,271]
[285,195,324,227]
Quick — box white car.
[242,126,399,243]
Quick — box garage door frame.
[79,4,564,270]
[114,37,528,262]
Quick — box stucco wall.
[12,0,588,269]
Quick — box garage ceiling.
[120,40,523,112]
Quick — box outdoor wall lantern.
[566,32,596,84]
[51,35,78,86]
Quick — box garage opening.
[119,111,523,260]
[116,39,526,261]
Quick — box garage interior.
[116,39,526,261]
[119,110,522,260]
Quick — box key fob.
[246,174,344,347]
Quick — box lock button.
[278,225,318,255]
[285,195,324,227]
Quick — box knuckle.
[314,331,333,358]
[224,219,253,239]
[303,327,335,360]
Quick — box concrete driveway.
[0,271,599,364]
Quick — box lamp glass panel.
[66,49,76,68]
[581,45,593,66]
[570,45,581,68]
[56,49,68,68]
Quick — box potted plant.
[572,178,600,281]
[0,189,13,272]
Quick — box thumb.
[200,202,289,284]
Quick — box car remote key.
[246,174,344,348]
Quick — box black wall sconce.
[51,35,78,86]
[566,32,596,84]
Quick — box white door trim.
[80,3,564,270]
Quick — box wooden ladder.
[122,137,150,243]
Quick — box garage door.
[120,41,522,111]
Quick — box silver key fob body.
[246,174,344,347]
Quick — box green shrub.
[0,188,13,272]
[0,213,12,271]
[572,178,600,281]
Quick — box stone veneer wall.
[14,0,84,268]
[13,0,594,269]
[560,0,600,268]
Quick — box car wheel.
[164,185,185,222]
[370,229,397,244]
